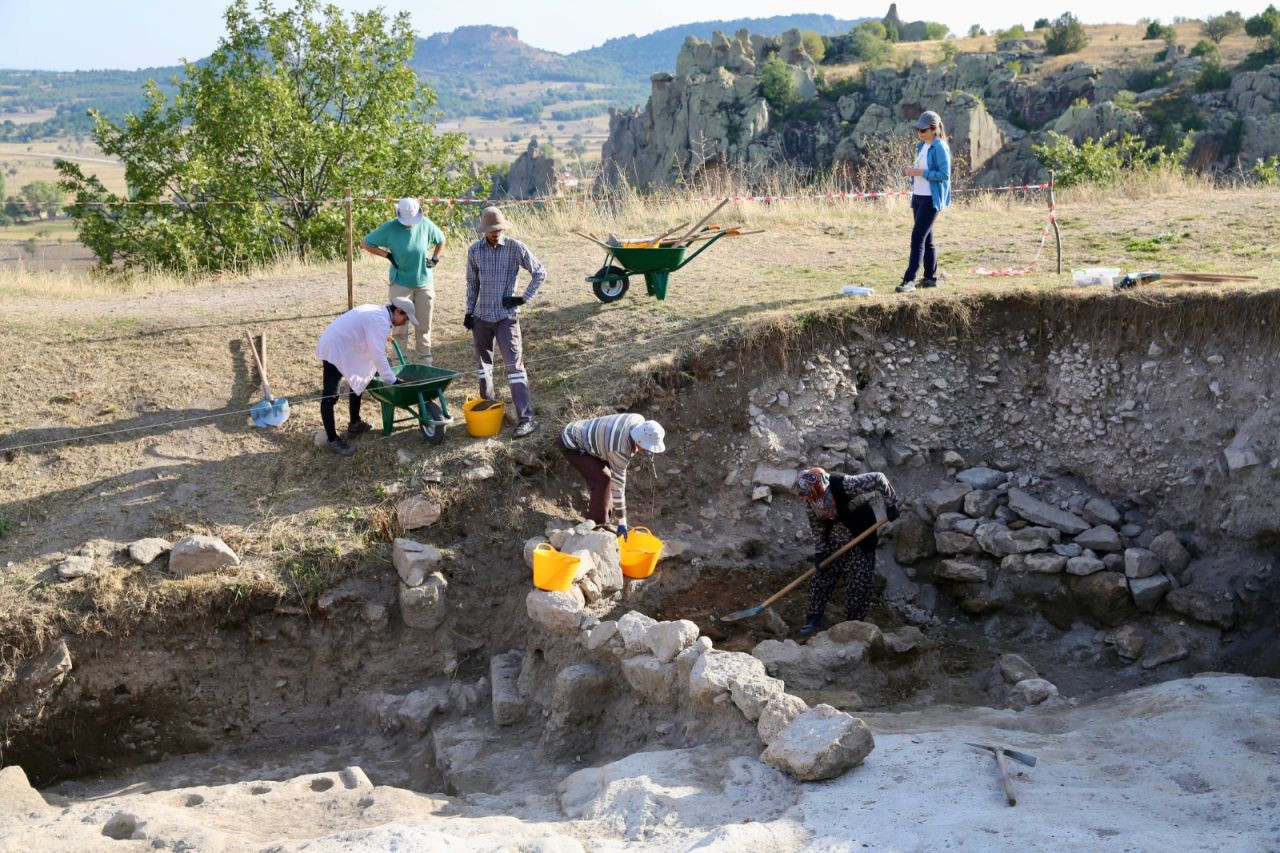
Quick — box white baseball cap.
[630,419,666,453]
[390,296,419,327]
[396,197,424,226]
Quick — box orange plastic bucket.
[532,543,581,592]
[463,394,505,437]
[618,527,663,579]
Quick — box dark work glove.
[385,251,399,270]
[887,504,901,522]
[502,295,525,308]
[617,523,630,541]
[463,314,475,331]
[424,257,438,268]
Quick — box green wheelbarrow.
[365,342,459,445]
[579,230,736,303]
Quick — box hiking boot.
[513,418,540,439]
[326,437,356,456]
[895,281,916,293]
[799,616,822,637]
[921,277,938,288]
[345,420,373,437]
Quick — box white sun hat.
[630,419,666,453]
[396,197,424,226]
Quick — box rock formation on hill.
[495,138,561,199]
[600,26,1280,188]
[600,29,817,188]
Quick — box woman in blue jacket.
[896,110,951,293]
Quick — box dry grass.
[0,178,1277,684]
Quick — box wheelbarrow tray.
[608,245,687,272]
[366,363,459,443]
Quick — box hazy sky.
[1,1,1269,70]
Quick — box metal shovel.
[245,331,291,428]
[717,515,888,623]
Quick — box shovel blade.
[250,396,290,428]
[717,605,763,623]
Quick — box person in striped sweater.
[558,413,666,539]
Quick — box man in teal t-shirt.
[360,197,446,365]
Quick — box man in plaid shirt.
[464,206,547,438]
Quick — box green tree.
[1045,12,1090,55]
[852,22,892,64]
[996,24,1028,41]
[1202,12,1244,43]
[800,30,827,63]
[1034,18,1051,30]
[21,180,66,217]
[1144,20,1176,41]
[923,23,950,40]
[57,0,473,273]
[968,24,986,38]
[1245,5,1280,39]
[939,41,959,65]
[1190,38,1220,57]
[760,55,798,114]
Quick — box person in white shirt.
[314,298,415,456]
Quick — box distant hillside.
[572,13,867,78]
[0,15,873,136]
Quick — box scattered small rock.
[168,535,239,577]
[998,653,1038,684]
[127,537,171,566]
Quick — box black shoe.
[895,281,916,293]
[799,616,822,637]
[920,277,938,288]
[346,420,373,437]
[326,437,356,456]
[513,419,540,439]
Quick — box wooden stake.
[1048,170,1062,276]
[345,187,355,309]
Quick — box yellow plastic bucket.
[618,527,663,579]
[463,394,505,437]
[532,543,581,592]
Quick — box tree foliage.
[1144,20,1177,41]
[1202,12,1245,43]
[57,0,474,273]
[800,31,826,63]
[1044,13,1090,55]
[759,55,798,115]
[1032,130,1193,188]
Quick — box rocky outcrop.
[600,29,816,188]
[496,138,561,199]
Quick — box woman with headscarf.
[793,468,902,636]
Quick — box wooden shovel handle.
[995,747,1017,806]
[673,198,730,246]
[244,331,272,398]
[757,517,888,611]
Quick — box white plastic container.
[1071,267,1122,287]
[841,285,874,296]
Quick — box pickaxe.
[965,743,1038,806]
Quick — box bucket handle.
[627,526,652,536]
[534,542,554,553]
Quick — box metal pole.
[345,188,355,309]
[1048,170,1062,275]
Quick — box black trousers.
[320,360,362,441]
[903,194,940,282]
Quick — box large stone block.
[1148,531,1191,573]
[689,650,769,705]
[616,610,658,654]
[400,572,448,630]
[760,704,875,781]
[490,651,526,726]
[955,467,1006,490]
[1069,571,1134,626]
[621,655,679,704]
[1129,574,1172,611]
[757,693,810,744]
[525,587,586,635]
[552,664,612,714]
[559,529,624,594]
[1075,525,1122,552]
[392,538,443,587]
[935,559,988,582]
[644,619,700,663]
[1124,548,1162,579]
[168,535,239,577]
[924,483,972,516]
[1007,489,1089,534]
[894,515,936,564]
[396,496,441,530]
[729,672,785,721]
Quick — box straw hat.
[479,206,512,233]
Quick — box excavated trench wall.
[5,290,1279,788]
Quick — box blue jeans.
[903,194,939,282]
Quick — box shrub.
[1045,13,1089,55]
[968,24,985,38]
[1195,59,1233,92]
[923,23,950,40]
[939,41,959,65]
[1190,39,1220,58]
[1031,130,1192,187]
[760,55,798,114]
[1144,20,1176,41]
[1254,154,1280,185]
[1034,18,1051,30]
[996,24,1028,41]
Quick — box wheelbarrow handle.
[671,229,731,271]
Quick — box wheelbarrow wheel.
[591,266,630,303]
[419,399,447,445]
